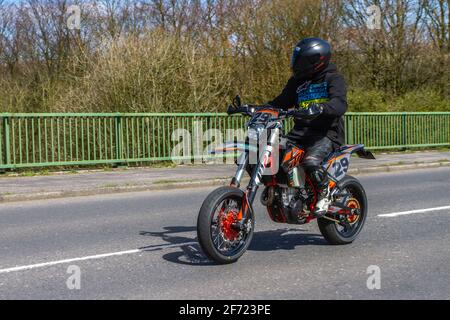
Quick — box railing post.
[402,112,407,148]
[114,113,124,166]
[346,114,354,145]
[3,115,11,167]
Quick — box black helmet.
[291,38,331,78]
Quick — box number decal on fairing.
[331,156,350,180]
[333,162,343,177]
[340,157,349,172]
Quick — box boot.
[307,167,332,218]
[313,185,332,218]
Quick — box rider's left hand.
[295,103,324,120]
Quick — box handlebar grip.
[227,105,251,115]
[227,105,237,115]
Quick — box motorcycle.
[197,96,375,264]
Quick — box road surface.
[0,168,449,299]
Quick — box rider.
[268,37,348,217]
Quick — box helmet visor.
[292,53,315,76]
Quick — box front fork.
[230,152,248,189]
[231,129,280,229]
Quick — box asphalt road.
[0,168,449,300]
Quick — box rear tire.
[197,186,254,264]
[318,175,368,245]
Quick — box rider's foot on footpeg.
[313,187,332,218]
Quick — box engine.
[261,186,308,224]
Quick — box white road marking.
[3,205,449,274]
[378,205,450,218]
[0,241,198,274]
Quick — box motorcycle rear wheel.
[197,186,255,264]
[318,175,368,245]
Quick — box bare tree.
[0,0,447,112]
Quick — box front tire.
[318,175,368,245]
[197,186,254,264]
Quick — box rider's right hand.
[227,104,236,115]
[227,104,264,115]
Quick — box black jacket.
[269,63,347,146]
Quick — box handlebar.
[226,105,254,116]
[226,104,309,120]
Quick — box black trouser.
[286,134,334,191]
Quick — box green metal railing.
[0,112,449,169]
[345,112,450,149]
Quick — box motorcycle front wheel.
[197,186,254,264]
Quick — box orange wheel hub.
[220,211,240,241]
[346,199,360,224]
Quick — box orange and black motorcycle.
[197,97,375,264]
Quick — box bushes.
[348,88,449,113]
[391,90,450,112]
[0,1,448,114]
[40,32,236,113]
[1,33,448,114]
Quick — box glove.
[295,103,324,120]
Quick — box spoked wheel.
[318,175,368,245]
[197,186,254,264]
